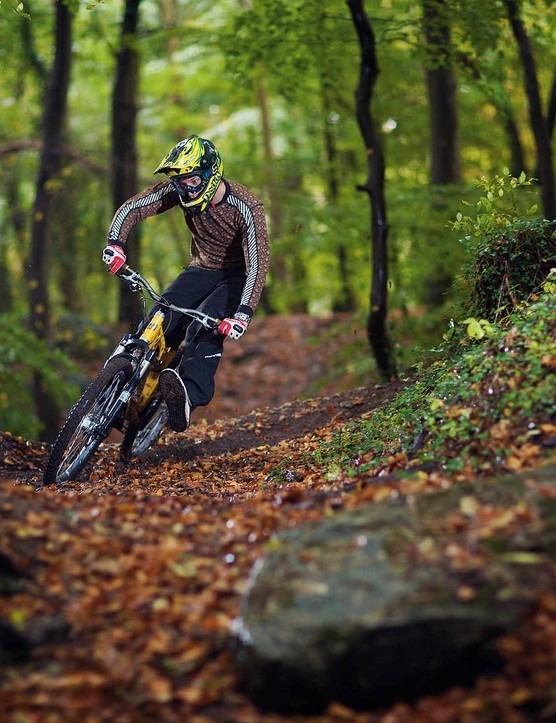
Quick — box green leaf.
[462,317,485,339]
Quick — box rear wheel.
[43,357,133,485]
[120,398,168,462]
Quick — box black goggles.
[170,174,205,195]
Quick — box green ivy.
[449,172,555,323]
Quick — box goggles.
[170,173,206,196]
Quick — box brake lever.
[116,265,141,292]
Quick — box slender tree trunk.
[504,0,556,220]
[346,0,395,379]
[0,244,12,313]
[112,0,142,326]
[257,77,286,312]
[420,0,461,307]
[504,114,527,177]
[547,65,556,142]
[456,50,526,177]
[241,0,292,312]
[28,0,73,440]
[422,0,461,184]
[1,175,28,313]
[318,5,355,313]
[321,78,356,312]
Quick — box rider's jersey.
[107,179,270,312]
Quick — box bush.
[462,218,556,321]
[0,314,80,439]
[307,279,556,476]
[450,170,555,322]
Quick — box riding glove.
[102,244,127,274]
[218,313,250,340]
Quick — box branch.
[0,140,107,176]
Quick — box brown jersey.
[107,179,270,311]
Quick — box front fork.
[100,311,168,436]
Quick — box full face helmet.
[154,134,223,213]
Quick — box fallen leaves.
[0,332,555,722]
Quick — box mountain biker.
[102,134,270,433]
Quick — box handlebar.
[116,265,221,330]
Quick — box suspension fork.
[96,312,168,437]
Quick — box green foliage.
[53,311,113,361]
[1,0,556,427]
[5,1,28,17]
[458,225,555,324]
[460,317,495,340]
[447,172,555,324]
[0,314,80,439]
[309,278,556,476]
[450,170,537,239]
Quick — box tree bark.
[322,81,357,312]
[346,0,395,379]
[547,65,556,143]
[257,77,288,313]
[455,50,526,177]
[28,0,73,440]
[422,0,461,184]
[1,174,28,313]
[112,0,142,326]
[504,114,527,178]
[504,0,556,220]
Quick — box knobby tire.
[120,399,168,462]
[43,357,133,485]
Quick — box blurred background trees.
[0,0,554,438]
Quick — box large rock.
[234,464,556,713]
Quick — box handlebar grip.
[115,264,133,278]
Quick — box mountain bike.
[42,266,220,486]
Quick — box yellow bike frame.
[131,310,175,422]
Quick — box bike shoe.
[158,369,191,432]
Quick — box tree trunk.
[322,77,357,313]
[257,77,286,313]
[504,114,527,178]
[455,49,526,177]
[547,65,556,143]
[112,0,142,327]
[28,0,73,441]
[504,0,556,220]
[422,0,461,184]
[0,244,12,313]
[1,173,29,313]
[346,0,395,379]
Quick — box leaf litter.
[1,313,555,722]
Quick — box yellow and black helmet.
[154,134,223,212]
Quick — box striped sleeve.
[107,181,178,245]
[227,195,270,311]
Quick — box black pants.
[139,267,245,410]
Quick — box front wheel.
[43,357,133,485]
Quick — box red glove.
[218,314,249,340]
[102,244,127,274]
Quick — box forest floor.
[1,314,555,722]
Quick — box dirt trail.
[0,372,407,723]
